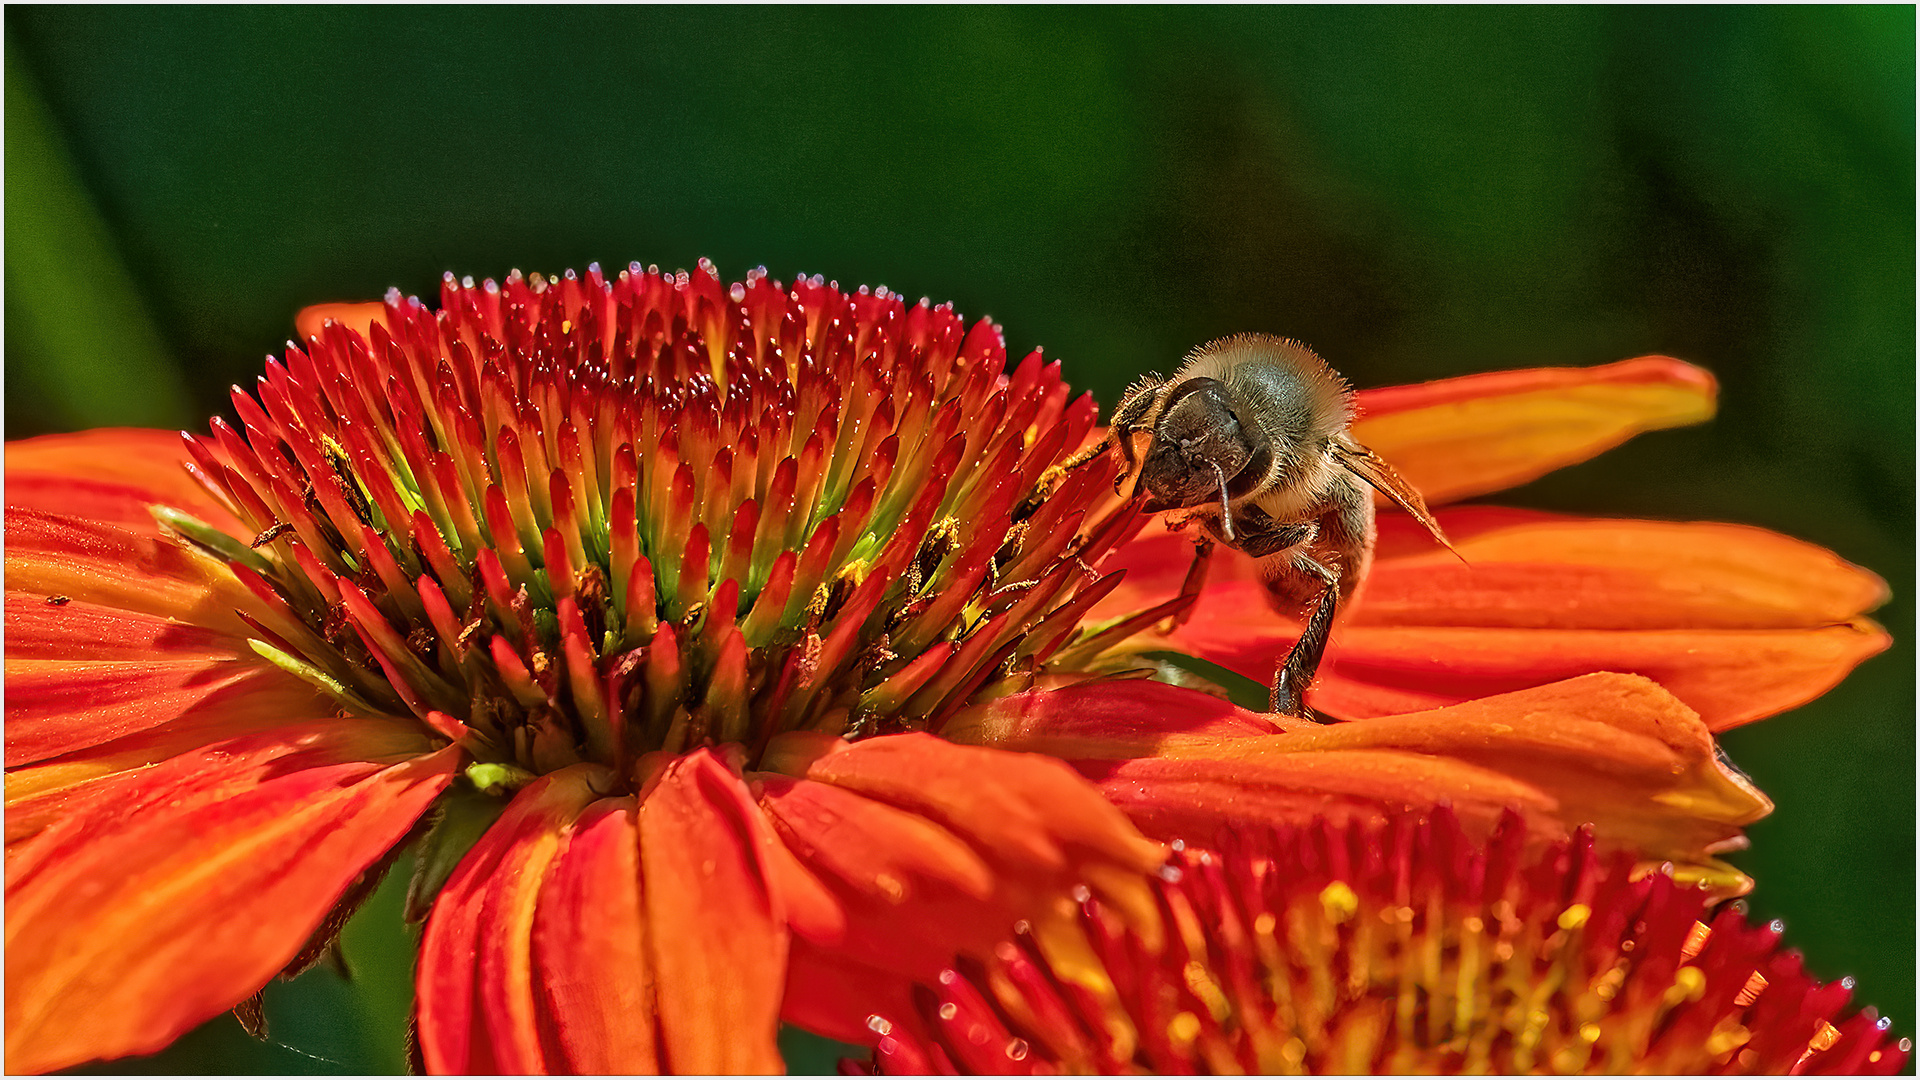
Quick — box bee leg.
[1232,504,1316,558]
[1038,438,1115,501]
[1042,382,1160,492]
[1270,556,1340,719]
[1104,381,1166,492]
[1054,434,1115,475]
[1167,505,1310,634]
[1163,537,1215,631]
[1050,379,1163,480]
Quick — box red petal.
[6,429,243,536]
[5,591,237,661]
[530,798,658,1073]
[416,765,609,1075]
[638,750,787,1074]
[1350,356,1717,504]
[5,598,328,849]
[5,722,452,1075]
[740,799,850,947]
[1091,751,1551,839]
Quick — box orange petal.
[416,765,610,1075]
[1162,580,1888,732]
[5,721,452,1075]
[5,591,327,767]
[757,772,999,974]
[638,750,787,1074]
[1102,509,1889,731]
[1350,356,1716,504]
[295,301,387,346]
[763,733,1167,1039]
[6,429,243,536]
[5,508,265,639]
[1314,620,1890,732]
[7,708,334,852]
[5,657,328,769]
[5,591,239,661]
[941,674,1286,759]
[5,595,328,844]
[781,939,928,1047]
[737,793,850,947]
[1361,507,1890,629]
[795,733,1164,879]
[530,797,658,1073]
[1028,674,1767,891]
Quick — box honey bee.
[1068,333,1454,717]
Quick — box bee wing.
[1331,436,1463,560]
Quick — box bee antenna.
[1209,460,1235,542]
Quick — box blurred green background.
[8,6,1911,1074]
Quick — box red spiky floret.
[178,261,1144,786]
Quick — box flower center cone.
[182,262,1165,794]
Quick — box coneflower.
[856,809,1908,1076]
[7,262,1168,1073]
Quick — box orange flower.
[851,808,1911,1075]
[6,266,1170,1073]
[1092,358,1891,730]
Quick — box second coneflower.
[853,808,1910,1075]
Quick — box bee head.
[1138,377,1267,511]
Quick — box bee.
[1067,333,1454,717]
